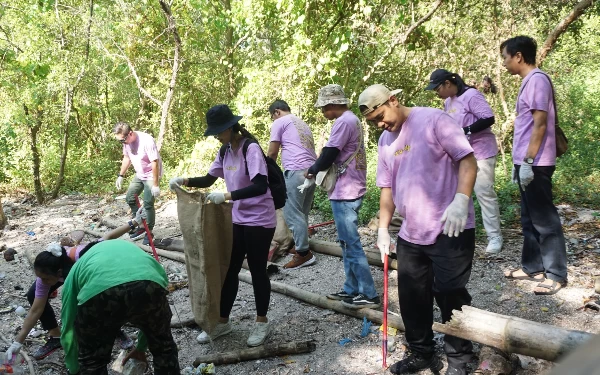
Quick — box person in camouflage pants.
[75,280,179,375]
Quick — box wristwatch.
[524,157,534,165]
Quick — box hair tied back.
[46,243,63,257]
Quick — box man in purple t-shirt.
[267,100,318,270]
[113,122,163,245]
[500,35,567,295]
[359,84,477,375]
[306,84,379,310]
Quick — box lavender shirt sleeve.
[434,113,474,161]
[526,75,552,113]
[207,151,225,179]
[245,143,268,180]
[269,120,283,142]
[143,139,160,162]
[325,120,352,151]
[34,278,51,299]
[376,135,392,188]
[467,91,494,121]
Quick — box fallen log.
[154,237,184,252]
[238,272,405,331]
[192,340,316,367]
[433,305,595,362]
[308,239,398,270]
[548,334,600,375]
[81,228,186,263]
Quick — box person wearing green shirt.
[59,237,179,374]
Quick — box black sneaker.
[326,291,356,301]
[32,337,62,360]
[129,228,146,241]
[445,364,467,375]
[389,352,443,374]
[142,232,154,246]
[341,293,381,309]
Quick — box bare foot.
[503,269,544,280]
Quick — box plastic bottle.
[0,352,25,375]
[122,358,146,375]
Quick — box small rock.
[4,248,17,261]
[14,285,23,291]
[15,306,27,316]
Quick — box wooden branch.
[309,239,398,270]
[238,272,405,332]
[433,305,594,362]
[538,0,594,66]
[193,340,316,366]
[360,0,443,83]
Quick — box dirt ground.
[1,192,599,375]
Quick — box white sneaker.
[246,321,270,347]
[486,236,503,254]
[196,321,232,344]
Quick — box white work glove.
[441,193,470,237]
[6,341,22,360]
[169,177,184,192]
[377,228,391,263]
[205,192,226,204]
[133,207,146,226]
[511,166,518,184]
[115,176,123,190]
[297,178,315,194]
[519,164,534,190]
[151,185,160,197]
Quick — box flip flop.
[534,280,565,296]
[504,269,543,281]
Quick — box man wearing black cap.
[358,84,477,375]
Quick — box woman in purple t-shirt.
[426,69,503,254]
[7,210,146,361]
[169,104,277,348]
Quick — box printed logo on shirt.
[356,144,367,171]
[394,145,411,157]
[293,118,316,151]
[226,165,238,171]
[447,107,457,114]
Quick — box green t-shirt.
[60,239,168,374]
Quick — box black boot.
[389,352,443,374]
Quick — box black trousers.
[220,224,276,318]
[515,165,567,282]
[26,280,63,331]
[397,229,475,367]
[75,280,179,375]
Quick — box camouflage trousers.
[75,280,179,375]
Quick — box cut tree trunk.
[192,340,316,367]
[24,105,45,204]
[0,198,7,229]
[433,305,594,362]
[238,272,405,331]
[309,239,398,270]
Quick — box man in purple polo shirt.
[359,84,477,375]
[306,84,379,309]
[267,100,318,269]
[500,35,567,295]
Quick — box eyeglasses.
[270,110,279,120]
[117,132,131,144]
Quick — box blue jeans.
[330,198,377,299]
[126,176,156,230]
[283,169,315,252]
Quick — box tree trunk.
[309,238,398,270]
[432,305,594,362]
[0,198,7,229]
[193,340,316,367]
[538,0,595,66]
[157,0,182,151]
[24,105,45,204]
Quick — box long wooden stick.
[308,239,398,270]
[192,340,316,367]
[238,272,405,331]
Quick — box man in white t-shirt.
[113,122,163,245]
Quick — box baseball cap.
[357,84,402,115]
[424,69,453,90]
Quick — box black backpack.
[219,139,287,209]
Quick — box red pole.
[382,255,389,368]
[135,195,159,262]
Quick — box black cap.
[424,69,453,91]
[204,104,243,136]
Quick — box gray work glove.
[519,164,534,190]
[205,192,226,204]
[441,193,469,237]
[169,177,184,192]
[115,176,123,191]
[133,207,147,226]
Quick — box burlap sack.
[269,209,294,261]
[175,188,233,334]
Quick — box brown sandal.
[504,269,543,282]
[534,280,565,295]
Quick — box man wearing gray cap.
[358,84,477,375]
[306,84,379,309]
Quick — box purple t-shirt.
[513,68,556,166]
[208,139,277,228]
[122,131,163,180]
[325,110,367,200]
[269,114,317,171]
[34,240,102,299]
[376,107,476,245]
[444,88,498,160]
